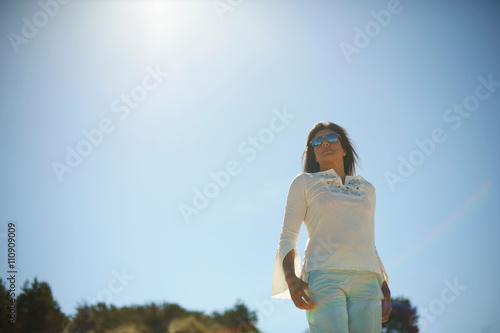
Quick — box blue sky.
[1,0,499,332]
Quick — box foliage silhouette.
[2,277,68,333]
[0,278,13,332]
[65,300,260,333]
[383,296,419,333]
[1,278,418,333]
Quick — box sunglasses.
[310,132,340,147]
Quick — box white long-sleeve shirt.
[271,168,389,299]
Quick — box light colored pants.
[304,269,384,333]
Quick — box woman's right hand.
[286,275,317,310]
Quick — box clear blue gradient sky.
[1,1,499,332]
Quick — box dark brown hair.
[301,121,361,175]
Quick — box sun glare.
[132,1,182,36]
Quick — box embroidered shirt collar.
[317,168,340,176]
[315,168,362,184]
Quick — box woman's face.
[312,128,346,170]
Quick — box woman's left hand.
[381,281,392,323]
[382,296,392,323]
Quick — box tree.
[383,296,419,333]
[211,299,260,333]
[0,278,14,331]
[14,277,68,333]
[64,302,97,333]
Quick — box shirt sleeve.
[271,173,307,299]
[372,189,389,287]
[375,247,389,287]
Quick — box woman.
[271,121,392,333]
